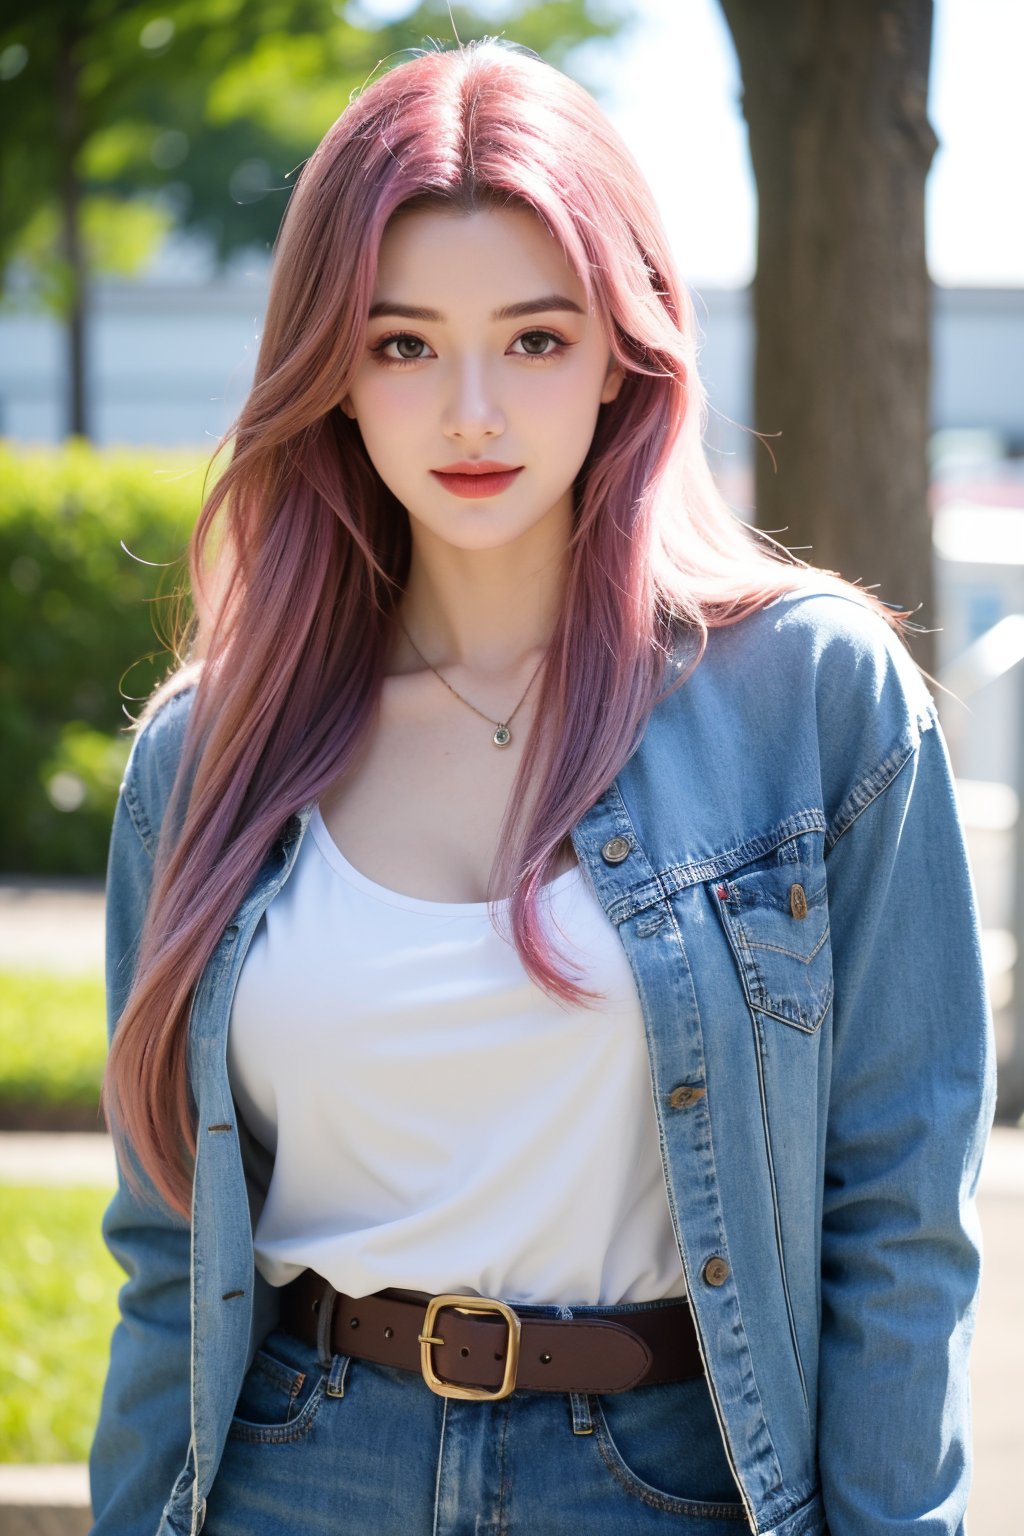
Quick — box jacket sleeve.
[817,702,996,1533]
[89,758,194,1535]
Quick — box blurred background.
[1,0,1021,1529]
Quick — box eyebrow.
[367,293,587,323]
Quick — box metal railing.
[940,615,1024,1120]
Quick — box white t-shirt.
[226,806,688,1306]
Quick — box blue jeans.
[202,1296,747,1534]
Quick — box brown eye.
[518,331,555,355]
[373,333,433,362]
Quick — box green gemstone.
[493,725,512,747]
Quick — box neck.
[394,510,569,677]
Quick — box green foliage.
[0,0,631,287]
[39,723,131,823]
[0,971,107,1113]
[0,440,201,873]
[0,1185,121,1463]
[9,197,174,316]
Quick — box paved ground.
[2,879,1022,1530]
[0,878,105,975]
[0,1132,117,1185]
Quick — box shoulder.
[698,577,935,730]
[119,676,199,857]
[664,577,941,842]
[760,576,928,700]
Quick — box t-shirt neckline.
[309,806,580,916]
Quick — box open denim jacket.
[89,584,995,1536]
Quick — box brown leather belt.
[279,1268,703,1401]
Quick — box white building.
[2,269,1022,462]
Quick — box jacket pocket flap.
[713,834,833,1033]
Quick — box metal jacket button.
[789,883,808,919]
[601,835,631,864]
[669,1085,707,1110]
[702,1257,730,1287]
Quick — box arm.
[88,774,194,1535]
[817,707,996,1533]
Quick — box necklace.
[396,615,547,748]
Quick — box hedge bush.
[0,441,205,874]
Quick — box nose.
[441,355,505,443]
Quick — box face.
[339,203,624,555]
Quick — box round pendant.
[493,724,512,748]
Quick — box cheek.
[349,381,424,447]
[535,350,607,412]
[525,372,606,447]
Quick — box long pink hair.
[102,39,914,1218]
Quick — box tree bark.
[718,0,937,673]
[57,15,88,440]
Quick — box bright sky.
[357,0,1023,289]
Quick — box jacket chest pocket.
[712,832,833,1034]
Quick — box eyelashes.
[370,333,432,365]
[369,328,573,367]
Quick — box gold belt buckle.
[418,1293,522,1400]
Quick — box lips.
[430,464,523,499]
[434,459,518,474]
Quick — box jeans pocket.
[590,1376,747,1519]
[228,1326,327,1444]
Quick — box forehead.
[372,204,586,306]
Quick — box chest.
[318,672,575,903]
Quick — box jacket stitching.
[120,683,201,862]
[647,813,826,902]
[824,705,936,852]
[121,774,157,861]
[601,814,829,925]
[655,891,787,1500]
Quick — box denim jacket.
[89,583,995,1536]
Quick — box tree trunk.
[718,0,937,674]
[57,16,88,440]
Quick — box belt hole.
[460,1346,470,1357]
[540,1352,552,1364]
[349,1316,360,1329]
[384,1327,393,1339]
[495,1351,503,1360]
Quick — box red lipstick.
[430,460,523,499]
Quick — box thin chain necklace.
[396,615,547,748]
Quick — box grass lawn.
[0,1185,121,1462]
[0,970,106,1126]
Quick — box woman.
[90,38,994,1536]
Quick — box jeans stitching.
[227,1375,326,1444]
[496,1398,513,1536]
[590,1399,747,1520]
